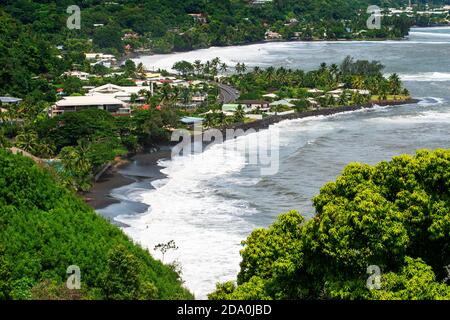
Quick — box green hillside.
[0,149,193,300]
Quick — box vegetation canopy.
[0,149,193,300]
[209,149,450,300]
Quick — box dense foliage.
[227,57,408,106]
[209,149,450,300]
[0,149,193,300]
[0,0,426,56]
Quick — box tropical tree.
[233,105,246,123]
[58,142,93,192]
[220,63,228,74]
[15,130,40,155]
[388,73,402,96]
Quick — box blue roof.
[180,116,204,124]
[0,97,22,104]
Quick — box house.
[85,53,117,68]
[87,83,152,103]
[262,93,279,99]
[348,89,371,95]
[222,103,262,114]
[0,97,22,105]
[270,100,296,108]
[51,96,130,117]
[122,32,139,40]
[265,31,282,41]
[237,100,270,111]
[180,116,204,129]
[85,53,116,61]
[62,71,91,81]
[188,13,208,24]
[191,93,208,103]
[251,0,273,5]
[307,88,324,94]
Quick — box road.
[217,83,240,104]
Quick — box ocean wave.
[399,72,450,82]
[365,109,450,124]
[418,97,446,106]
[409,31,450,38]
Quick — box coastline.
[85,148,171,210]
[87,97,419,214]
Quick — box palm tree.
[330,63,340,81]
[15,130,39,155]
[233,105,246,123]
[220,63,228,74]
[160,84,171,103]
[59,142,93,191]
[137,62,146,78]
[235,62,242,74]
[194,60,203,76]
[352,76,364,90]
[181,87,191,110]
[241,63,247,74]
[338,91,349,106]
[388,73,402,97]
[379,83,389,101]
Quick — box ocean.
[99,27,450,299]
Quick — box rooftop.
[55,96,125,107]
[0,97,22,104]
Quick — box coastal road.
[217,83,240,103]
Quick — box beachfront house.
[50,96,130,117]
[270,99,296,108]
[237,100,270,112]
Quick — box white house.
[87,83,152,102]
[270,99,296,108]
[62,71,92,81]
[51,96,129,117]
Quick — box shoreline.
[121,25,449,64]
[87,97,419,213]
[128,37,408,62]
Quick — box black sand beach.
[88,99,419,222]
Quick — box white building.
[62,71,92,81]
[51,96,129,117]
[87,83,152,102]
